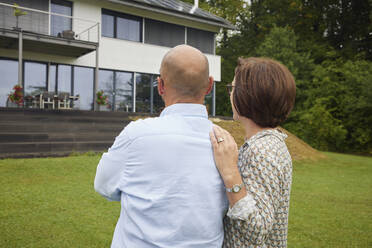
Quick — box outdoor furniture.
[32,94,43,108]
[57,30,75,39]
[42,92,55,109]
[69,94,79,109]
[57,92,71,109]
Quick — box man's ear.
[205,76,214,95]
[157,76,164,95]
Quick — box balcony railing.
[0,2,99,43]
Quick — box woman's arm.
[209,125,247,207]
[210,125,282,245]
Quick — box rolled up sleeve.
[94,129,132,201]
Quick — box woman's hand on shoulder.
[209,125,239,181]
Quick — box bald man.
[94,45,229,248]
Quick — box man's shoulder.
[123,116,161,136]
[122,114,212,141]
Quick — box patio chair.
[69,94,80,109]
[31,94,42,108]
[42,92,55,109]
[57,92,71,109]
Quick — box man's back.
[95,104,228,248]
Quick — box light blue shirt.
[94,103,228,248]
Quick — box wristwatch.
[225,182,244,193]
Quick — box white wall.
[0,0,222,81]
[73,0,222,81]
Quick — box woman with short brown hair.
[210,57,296,247]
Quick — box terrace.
[0,2,100,109]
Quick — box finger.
[215,126,232,141]
[214,124,228,133]
[212,124,225,140]
[209,131,218,151]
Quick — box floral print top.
[223,129,293,248]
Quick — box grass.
[0,153,371,247]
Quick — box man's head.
[158,45,213,105]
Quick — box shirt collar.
[160,103,208,118]
[243,128,287,148]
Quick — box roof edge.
[105,0,236,30]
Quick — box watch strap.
[225,182,244,193]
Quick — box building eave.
[104,0,236,30]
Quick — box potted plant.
[8,84,23,107]
[96,90,108,111]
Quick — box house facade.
[0,0,233,115]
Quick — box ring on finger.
[217,137,224,143]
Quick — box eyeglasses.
[226,84,235,95]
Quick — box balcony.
[0,2,99,57]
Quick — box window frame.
[50,0,73,36]
[101,8,143,42]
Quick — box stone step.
[0,132,119,143]
[0,107,152,118]
[0,141,113,155]
[0,113,134,123]
[0,121,127,133]
[0,151,98,159]
[0,107,144,158]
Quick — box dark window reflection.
[152,76,164,114]
[51,0,72,36]
[187,28,215,54]
[98,69,114,111]
[136,73,151,113]
[136,73,164,114]
[145,19,184,47]
[24,62,47,97]
[0,59,18,107]
[74,66,94,110]
[115,72,133,112]
[57,65,72,94]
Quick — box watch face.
[233,185,241,193]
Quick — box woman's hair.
[233,57,296,128]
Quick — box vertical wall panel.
[187,27,214,54]
[145,19,184,47]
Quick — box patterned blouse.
[223,129,293,248]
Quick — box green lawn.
[0,153,371,247]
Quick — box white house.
[0,0,233,115]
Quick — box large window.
[102,9,142,42]
[48,64,57,92]
[187,28,215,54]
[57,65,72,94]
[136,73,164,114]
[51,0,72,36]
[24,62,47,97]
[74,66,94,111]
[98,69,133,112]
[48,64,72,94]
[98,70,114,111]
[115,72,133,112]
[0,59,18,107]
[145,19,185,47]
